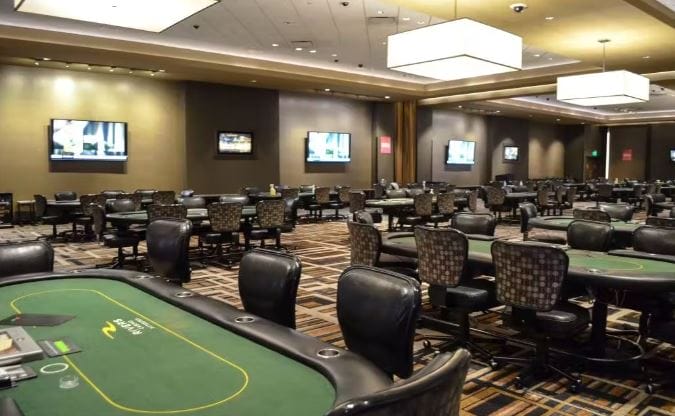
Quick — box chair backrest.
[326,350,470,416]
[299,185,314,193]
[134,189,157,199]
[492,240,568,312]
[337,266,421,379]
[486,186,505,206]
[101,190,125,199]
[406,188,424,197]
[349,192,366,213]
[373,183,386,199]
[256,199,285,228]
[179,189,195,197]
[633,226,675,255]
[414,193,433,216]
[315,187,331,204]
[354,210,375,225]
[555,186,566,203]
[646,216,675,228]
[207,202,242,233]
[633,185,643,198]
[386,189,407,199]
[79,194,107,216]
[566,187,577,207]
[389,182,400,190]
[671,207,675,218]
[0,241,54,278]
[598,203,633,222]
[281,188,299,199]
[146,219,193,284]
[147,204,187,221]
[415,227,467,288]
[116,193,143,210]
[338,186,352,203]
[597,183,614,198]
[567,220,614,252]
[436,192,455,215]
[451,213,496,236]
[573,208,611,223]
[519,202,538,234]
[109,199,137,213]
[238,249,302,329]
[152,191,176,205]
[219,194,250,205]
[467,190,478,213]
[536,189,550,206]
[347,221,381,266]
[54,191,77,201]
[178,196,206,209]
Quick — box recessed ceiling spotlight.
[556,118,561,121]
[545,16,555,20]
[533,53,541,57]
[87,65,92,70]
[495,110,501,113]
[401,17,410,21]
[642,55,650,59]
[109,67,115,72]
[331,53,338,57]
[42,57,51,61]
[150,71,156,77]
[324,88,331,92]
[272,43,279,47]
[128,69,133,74]
[381,41,386,45]
[159,69,166,72]
[377,10,383,15]
[251,80,257,83]
[458,105,463,108]
[547,57,554,60]
[309,49,317,53]
[65,63,70,68]
[295,47,303,51]
[34,60,39,66]
[417,20,425,24]
[384,96,391,99]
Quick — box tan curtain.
[394,100,417,184]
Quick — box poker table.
[381,235,675,359]
[528,216,642,243]
[365,197,467,231]
[0,271,389,415]
[106,207,257,228]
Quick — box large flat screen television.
[50,119,127,161]
[671,149,675,162]
[503,145,519,161]
[306,131,351,163]
[446,140,476,165]
[217,132,253,155]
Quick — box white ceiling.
[0,0,577,82]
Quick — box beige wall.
[279,92,374,188]
[0,64,186,202]
[528,122,566,179]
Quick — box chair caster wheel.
[422,340,432,350]
[489,359,499,370]
[645,384,655,394]
[568,381,581,393]
[514,378,525,390]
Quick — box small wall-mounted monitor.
[306,131,351,163]
[446,140,475,165]
[217,132,253,155]
[503,145,519,162]
[671,149,675,162]
[50,119,127,161]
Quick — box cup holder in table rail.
[132,274,155,279]
[317,348,341,359]
[234,316,256,324]
[174,291,195,298]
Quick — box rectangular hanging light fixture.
[556,70,650,106]
[14,0,219,33]
[387,18,522,81]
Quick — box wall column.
[394,100,417,184]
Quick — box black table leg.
[590,297,608,357]
[387,210,394,231]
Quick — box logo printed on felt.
[101,321,117,339]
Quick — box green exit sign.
[591,150,599,157]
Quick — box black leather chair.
[178,196,206,209]
[115,193,143,210]
[101,190,125,199]
[451,213,496,237]
[108,199,138,213]
[91,204,140,269]
[596,183,617,203]
[646,217,675,228]
[633,226,675,257]
[598,203,634,222]
[72,194,107,239]
[134,189,157,200]
[337,266,421,379]
[567,220,614,252]
[238,249,301,329]
[414,226,498,365]
[146,219,193,285]
[349,192,382,223]
[519,202,566,244]
[347,221,417,277]
[219,195,250,205]
[573,208,611,223]
[180,189,195,197]
[34,194,61,240]
[492,241,588,391]
[0,241,54,278]
[54,191,77,201]
[671,207,675,218]
[645,193,667,216]
[326,349,470,416]
[386,189,407,199]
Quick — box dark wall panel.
[649,124,675,180]
[608,126,648,181]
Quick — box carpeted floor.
[1,204,674,416]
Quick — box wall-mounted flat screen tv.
[306,131,351,163]
[446,140,475,165]
[671,149,675,162]
[50,119,127,161]
[217,132,253,154]
[503,145,519,161]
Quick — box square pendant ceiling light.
[387,18,522,81]
[557,70,650,106]
[14,0,219,33]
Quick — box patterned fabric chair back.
[256,200,285,228]
[414,193,433,216]
[597,184,613,198]
[468,190,478,213]
[80,194,107,216]
[373,183,385,199]
[349,192,366,213]
[633,185,643,198]
[208,202,242,233]
[436,192,455,215]
[315,187,331,204]
[647,183,657,194]
[486,187,505,206]
[536,189,550,207]
[555,187,566,204]
[347,221,381,266]
[148,204,187,221]
[281,188,299,199]
[415,227,467,288]
[117,193,143,210]
[90,204,107,237]
[565,187,577,206]
[152,191,176,205]
[491,241,568,312]
[353,210,374,225]
[646,217,675,228]
[573,208,611,223]
[338,187,352,203]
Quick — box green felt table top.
[0,279,335,416]
[384,236,675,277]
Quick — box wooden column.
[394,100,417,185]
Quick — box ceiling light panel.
[14,0,219,32]
[557,70,650,106]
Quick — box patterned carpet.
[1,205,674,416]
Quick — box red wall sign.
[622,149,633,161]
[380,136,392,154]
